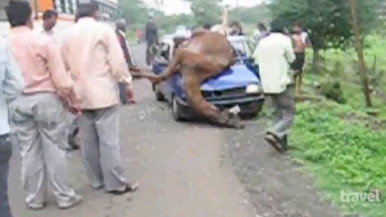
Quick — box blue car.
[152,35,265,121]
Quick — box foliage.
[118,0,150,27]
[269,0,380,51]
[269,0,353,51]
[320,80,345,104]
[228,4,270,26]
[186,0,222,26]
[290,102,386,217]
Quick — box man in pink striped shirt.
[6,0,81,210]
[61,0,139,195]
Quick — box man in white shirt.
[253,22,296,152]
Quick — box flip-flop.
[108,182,139,195]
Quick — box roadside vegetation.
[289,33,386,217]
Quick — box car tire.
[240,112,259,119]
[171,95,184,121]
[154,85,165,101]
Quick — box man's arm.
[106,27,132,89]
[284,37,296,64]
[3,46,23,103]
[252,45,260,65]
[45,38,74,95]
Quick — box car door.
[152,42,175,101]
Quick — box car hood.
[200,63,260,91]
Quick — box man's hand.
[126,87,136,104]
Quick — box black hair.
[76,1,99,20]
[258,23,266,31]
[270,21,285,33]
[43,9,58,20]
[230,21,241,28]
[5,0,32,27]
[203,23,212,30]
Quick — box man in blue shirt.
[0,34,23,217]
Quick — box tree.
[186,0,222,26]
[118,0,150,27]
[229,4,269,26]
[269,0,353,67]
[158,14,195,33]
[349,0,372,107]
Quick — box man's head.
[5,0,33,28]
[116,19,126,32]
[293,22,302,34]
[229,21,242,35]
[203,23,212,30]
[270,21,285,34]
[43,10,58,31]
[76,0,100,20]
[258,23,266,31]
[148,16,154,23]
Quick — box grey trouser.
[118,82,128,104]
[9,93,78,207]
[267,86,296,139]
[0,134,13,217]
[80,106,128,191]
[66,114,79,139]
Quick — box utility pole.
[349,0,372,107]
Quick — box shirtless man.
[291,24,309,93]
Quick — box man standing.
[145,16,158,65]
[5,0,81,210]
[116,19,136,104]
[0,29,23,217]
[253,22,296,153]
[42,9,57,37]
[291,23,311,93]
[253,23,268,44]
[41,9,80,151]
[61,0,139,194]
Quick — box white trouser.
[9,93,78,207]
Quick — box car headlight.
[245,84,262,94]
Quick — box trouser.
[0,134,13,217]
[66,115,79,144]
[118,82,128,104]
[9,93,78,207]
[80,106,128,191]
[267,85,296,140]
[146,41,156,65]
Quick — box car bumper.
[176,95,265,118]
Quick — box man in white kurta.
[253,23,296,152]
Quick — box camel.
[137,30,244,128]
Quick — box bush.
[320,80,346,104]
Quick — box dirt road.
[8,44,341,217]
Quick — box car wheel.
[172,95,184,121]
[240,112,258,119]
[154,85,165,101]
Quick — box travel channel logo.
[340,190,382,203]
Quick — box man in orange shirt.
[6,0,81,210]
[61,0,138,195]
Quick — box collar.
[10,26,32,34]
[78,17,96,23]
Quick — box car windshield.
[230,39,252,58]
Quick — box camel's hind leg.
[182,68,243,129]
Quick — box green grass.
[290,102,386,217]
[289,34,386,217]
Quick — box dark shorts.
[291,53,305,72]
